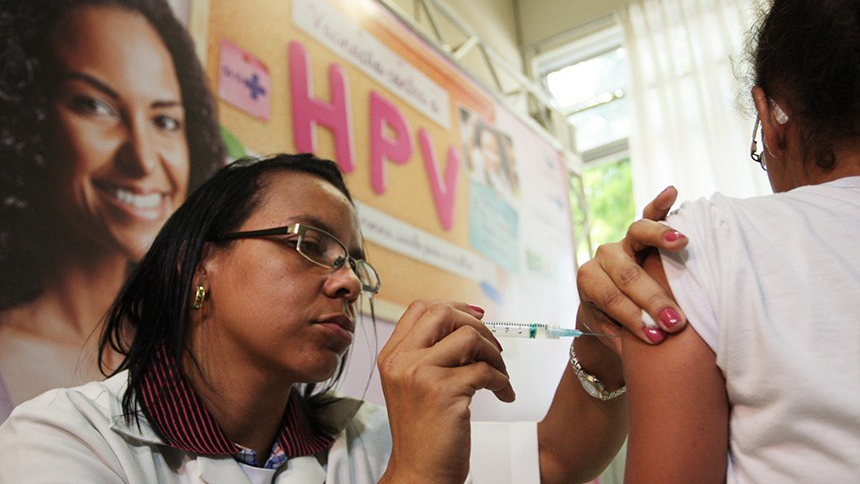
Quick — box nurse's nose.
[325,262,363,303]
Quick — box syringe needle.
[553,328,619,338]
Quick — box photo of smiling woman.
[0,0,225,422]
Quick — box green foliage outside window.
[582,157,635,253]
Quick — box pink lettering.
[418,129,459,231]
[369,91,412,194]
[288,41,355,172]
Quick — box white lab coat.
[0,372,539,483]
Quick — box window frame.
[533,22,635,260]
[533,23,628,163]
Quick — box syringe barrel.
[483,322,557,339]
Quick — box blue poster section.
[468,181,519,274]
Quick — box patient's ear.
[752,86,789,158]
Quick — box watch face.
[581,374,606,399]
[583,381,603,399]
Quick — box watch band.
[569,341,626,401]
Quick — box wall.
[382,0,628,83]
[188,0,579,424]
[381,0,531,114]
[387,0,522,71]
[517,0,627,52]
[378,1,629,103]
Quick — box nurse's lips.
[317,314,355,345]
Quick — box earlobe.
[192,284,207,310]
[762,124,785,160]
[190,243,213,312]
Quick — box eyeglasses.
[213,223,381,295]
[750,115,767,171]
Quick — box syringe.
[483,321,613,339]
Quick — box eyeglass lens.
[297,226,380,294]
[350,259,381,294]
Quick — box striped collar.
[137,346,333,460]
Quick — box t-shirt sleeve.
[659,197,727,352]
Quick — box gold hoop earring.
[192,285,206,310]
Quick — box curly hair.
[0,0,225,309]
[749,0,860,171]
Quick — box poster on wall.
[202,0,577,325]
[202,0,579,420]
[0,0,227,423]
[0,0,577,423]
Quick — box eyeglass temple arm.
[750,115,762,161]
[212,226,295,241]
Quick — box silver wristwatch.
[569,342,626,401]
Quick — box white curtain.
[618,0,772,213]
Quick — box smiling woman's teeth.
[114,188,163,209]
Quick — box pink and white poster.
[218,38,271,121]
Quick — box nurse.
[0,154,629,483]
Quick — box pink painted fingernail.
[643,327,666,344]
[659,185,673,195]
[659,307,682,327]
[493,336,504,352]
[663,230,685,242]
[468,304,485,315]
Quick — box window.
[536,24,635,261]
[546,45,628,153]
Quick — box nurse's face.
[47,5,189,260]
[198,171,364,385]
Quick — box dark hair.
[750,0,860,170]
[0,0,225,309]
[99,153,357,428]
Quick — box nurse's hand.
[377,300,512,484]
[577,186,689,347]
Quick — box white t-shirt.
[0,371,539,484]
[660,176,860,483]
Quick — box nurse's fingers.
[440,360,516,403]
[378,315,514,403]
[427,324,509,376]
[386,300,500,352]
